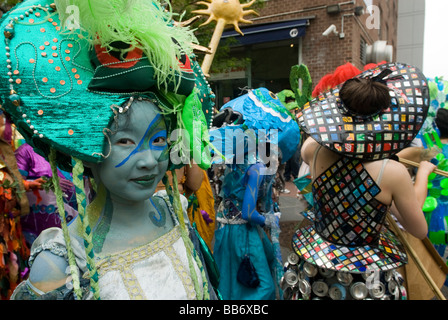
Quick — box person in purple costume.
[15,143,78,246]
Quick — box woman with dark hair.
[284,63,436,300]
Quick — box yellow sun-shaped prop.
[192,0,258,76]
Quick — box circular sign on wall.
[290,28,299,38]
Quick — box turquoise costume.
[425,144,448,257]
[419,78,448,257]
[210,88,301,300]
[213,161,277,300]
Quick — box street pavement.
[277,180,307,263]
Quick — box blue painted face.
[96,100,169,203]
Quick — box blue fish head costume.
[210,87,301,166]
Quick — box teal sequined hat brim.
[0,0,214,170]
[0,1,135,165]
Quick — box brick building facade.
[208,0,398,108]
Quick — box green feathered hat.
[0,0,214,171]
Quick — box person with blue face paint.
[85,100,174,252]
[13,98,211,299]
[3,0,217,300]
[98,102,169,205]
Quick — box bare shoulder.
[380,159,412,184]
[28,250,70,293]
[384,159,409,173]
[301,137,319,164]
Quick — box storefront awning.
[221,18,309,46]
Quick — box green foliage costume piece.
[289,64,312,109]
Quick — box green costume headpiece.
[0,0,213,171]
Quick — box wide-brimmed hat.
[297,62,429,160]
[215,88,301,163]
[0,0,213,171]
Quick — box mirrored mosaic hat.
[0,0,214,171]
[297,62,429,160]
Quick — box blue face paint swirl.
[115,114,167,168]
[149,130,167,151]
[149,198,162,221]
